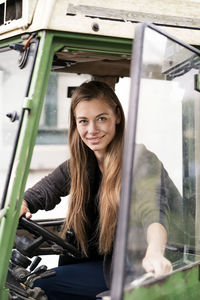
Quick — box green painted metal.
[0,30,132,299]
[0,31,55,300]
[124,263,200,300]
[0,207,9,219]
[0,35,23,48]
[49,30,132,56]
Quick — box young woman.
[20,81,172,300]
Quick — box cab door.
[111,23,200,300]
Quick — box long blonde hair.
[62,81,125,255]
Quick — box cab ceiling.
[52,50,131,77]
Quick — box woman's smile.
[86,135,105,144]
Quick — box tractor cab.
[1,1,200,300]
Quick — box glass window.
[0,41,37,206]
[126,26,200,285]
[111,24,200,296]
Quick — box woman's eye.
[79,119,87,124]
[98,117,106,121]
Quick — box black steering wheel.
[16,216,81,259]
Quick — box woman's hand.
[20,200,32,219]
[142,246,172,276]
[143,222,173,277]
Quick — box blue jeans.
[34,260,107,300]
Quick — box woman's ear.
[116,107,121,124]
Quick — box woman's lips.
[87,136,104,144]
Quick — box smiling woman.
[63,81,125,256]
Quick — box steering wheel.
[16,216,81,259]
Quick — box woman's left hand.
[142,248,172,277]
[143,223,173,277]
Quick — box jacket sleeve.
[132,145,171,234]
[24,161,71,213]
[132,144,183,241]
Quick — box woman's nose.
[88,121,99,134]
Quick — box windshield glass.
[124,26,200,289]
[0,42,37,205]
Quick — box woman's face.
[75,98,120,158]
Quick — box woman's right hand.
[20,200,32,219]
